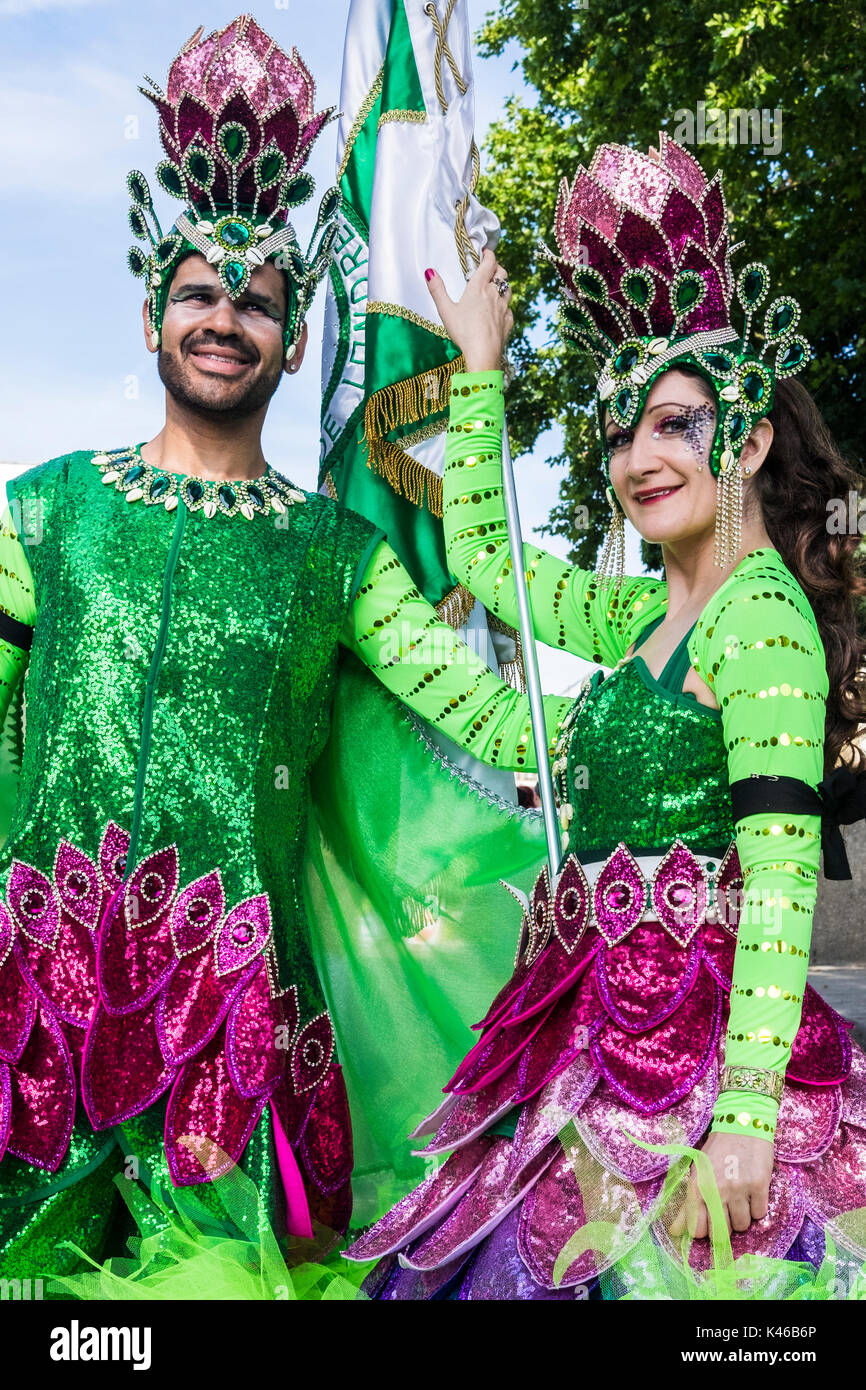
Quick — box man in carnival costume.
[0,16,560,1292]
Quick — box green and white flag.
[319,0,503,625]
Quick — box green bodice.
[563,634,731,861]
[6,450,378,1014]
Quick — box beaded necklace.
[90,445,306,520]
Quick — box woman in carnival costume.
[345,136,866,1299]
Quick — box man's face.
[148,254,291,420]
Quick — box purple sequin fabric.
[346,842,866,1298]
[0,820,352,1211]
[142,15,333,218]
[549,132,732,341]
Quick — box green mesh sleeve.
[444,371,669,665]
[341,539,570,772]
[688,558,827,1140]
[0,494,35,847]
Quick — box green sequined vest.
[564,622,734,861]
[6,451,379,1015]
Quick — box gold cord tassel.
[713,458,743,568]
[594,488,626,588]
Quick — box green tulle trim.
[553,1124,866,1301]
[46,1149,374,1302]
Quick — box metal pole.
[500,425,562,880]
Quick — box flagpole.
[500,425,562,880]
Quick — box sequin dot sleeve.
[341,539,570,771]
[689,559,827,1141]
[444,370,669,664]
[0,489,35,717]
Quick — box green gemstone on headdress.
[186,150,214,187]
[219,123,249,162]
[613,346,639,375]
[219,485,237,509]
[728,412,747,442]
[675,278,702,310]
[123,465,145,486]
[224,261,247,290]
[156,235,182,265]
[157,163,185,198]
[128,172,151,206]
[576,270,606,300]
[257,151,285,187]
[221,221,250,248]
[743,268,766,303]
[149,477,171,499]
[317,187,341,225]
[284,172,315,208]
[127,247,148,277]
[129,207,148,240]
[779,342,806,371]
[287,251,307,282]
[623,273,651,306]
[702,352,733,372]
[615,388,633,416]
[742,371,766,404]
[771,304,795,334]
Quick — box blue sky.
[0,0,643,693]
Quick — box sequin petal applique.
[0,940,36,1063]
[345,1138,495,1263]
[165,1024,266,1186]
[155,942,253,1067]
[82,999,177,1128]
[15,912,98,1029]
[595,920,701,1033]
[576,1058,718,1183]
[299,1064,353,1196]
[225,961,287,1099]
[7,1005,76,1170]
[591,962,721,1114]
[786,983,853,1085]
[775,1079,842,1164]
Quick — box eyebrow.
[171,283,283,316]
[604,400,713,435]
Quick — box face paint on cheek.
[650,403,716,464]
[680,403,715,462]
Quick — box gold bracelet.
[719,1064,785,1104]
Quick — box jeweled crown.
[543,134,809,477]
[126,16,340,355]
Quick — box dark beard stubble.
[157,344,285,422]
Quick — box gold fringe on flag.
[363,354,465,514]
[370,439,444,514]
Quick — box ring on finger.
[494,278,510,298]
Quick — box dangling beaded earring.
[594,485,626,588]
[713,452,744,568]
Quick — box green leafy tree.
[477,0,865,569]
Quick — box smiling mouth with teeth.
[635,485,684,504]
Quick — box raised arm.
[424,253,667,668]
[443,369,667,666]
[341,538,570,773]
[690,572,827,1143]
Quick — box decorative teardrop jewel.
[89,448,306,522]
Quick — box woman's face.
[605,369,720,546]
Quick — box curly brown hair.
[755,377,866,773]
[676,367,866,773]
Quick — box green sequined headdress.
[543,134,810,572]
[126,16,341,362]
